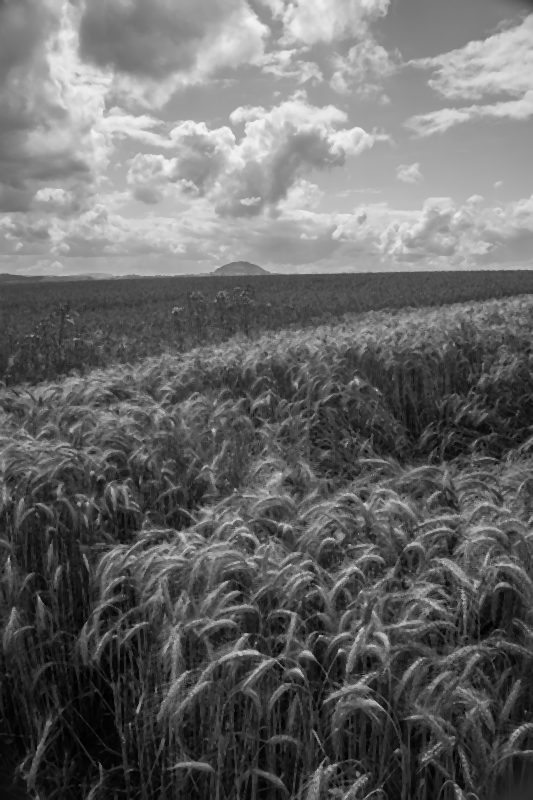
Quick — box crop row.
[2,270,533,385]
[0,296,532,798]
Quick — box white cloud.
[264,0,391,46]
[40,203,201,259]
[259,50,323,85]
[410,15,533,102]
[127,120,236,204]
[406,91,533,136]
[5,191,533,274]
[331,38,398,99]
[96,108,167,147]
[0,1,111,213]
[379,194,533,268]
[33,187,79,215]
[380,197,458,262]
[406,15,533,135]
[278,179,325,211]
[396,162,423,184]
[78,0,269,104]
[127,92,384,216]
[127,155,180,205]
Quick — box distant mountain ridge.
[212,261,270,277]
[0,263,271,283]
[0,273,109,283]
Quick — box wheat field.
[1,295,533,799]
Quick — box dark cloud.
[0,0,55,81]
[0,1,105,213]
[79,0,214,77]
[78,0,268,86]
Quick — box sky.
[0,0,532,276]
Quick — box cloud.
[127,92,384,216]
[0,1,111,213]
[331,38,398,99]
[379,194,533,268]
[33,187,80,215]
[410,15,533,101]
[406,14,533,134]
[380,197,459,262]
[5,190,533,274]
[36,202,201,259]
[126,121,237,204]
[406,91,533,136]
[8,193,341,267]
[262,0,391,46]
[0,214,52,251]
[259,49,323,85]
[472,194,533,267]
[278,179,325,211]
[231,210,342,265]
[396,162,423,184]
[78,0,269,101]
[0,0,56,81]
[96,108,167,147]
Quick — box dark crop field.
[1,294,533,800]
[1,270,533,385]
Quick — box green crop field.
[1,270,533,386]
[1,287,533,799]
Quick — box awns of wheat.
[0,295,532,799]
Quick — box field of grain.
[1,294,533,799]
[1,270,533,385]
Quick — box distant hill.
[0,272,108,283]
[0,273,38,283]
[212,261,270,277]
[0,265,272,283]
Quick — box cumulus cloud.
[0,214,52,251]
[406,15,533,135]
[0,1,111,213]
[127,92,384,216]
[33,187,80,215]
[5,189,533,274]
[396,162,423,184]
[9,201,343,270]
[379,194,533,268]
[259,49,323,85]
[32,203,203,259]
[127,121,236,203]
[262,0,391,46]
[78,0,269,101]
[331,38,398,99]
[380,198,459,262]
[278,179,325,211]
